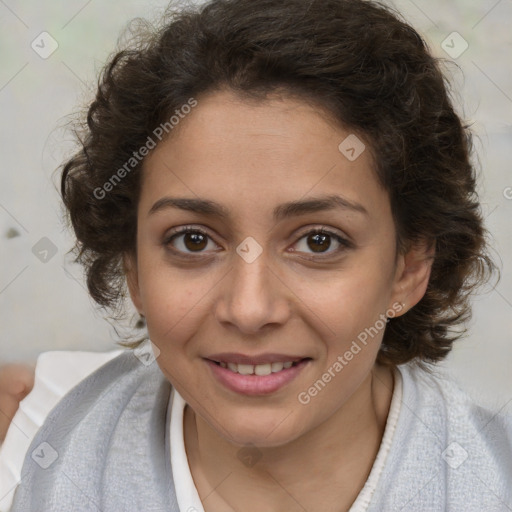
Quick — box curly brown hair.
[60,0,495,366]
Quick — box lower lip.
[205,359,310,396]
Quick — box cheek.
[326,279,390,337]
[136,247,219,351]
[141,275,206,342]
[293,261,395,346]
[290,271,392,422]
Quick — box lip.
[205,357,311,396]
[206,352,307,365]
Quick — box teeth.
[219,360,299,375]
[271,362,284,372]
[237,364,254,375]
[255,363,272,376]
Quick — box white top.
[170,387,205,512]
[0,350,402,512]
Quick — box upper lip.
[206,353,309,365]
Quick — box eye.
[164,227,219,254]
[291,228,352,257]
[163,226,352,258]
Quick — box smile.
[213,360,299,375]
[205,357,312,395]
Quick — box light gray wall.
[1,0,511,404]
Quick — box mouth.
[204,355,313,395]
[207,358,309,376]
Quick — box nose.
[214,250,291,335]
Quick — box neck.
[184,363,394,512]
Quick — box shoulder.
[368,363,512,511]
[8,346,174,511]
[400,362,512,440]
[22,346,166,437]
[0,349,130,512]
[8,346,173,511]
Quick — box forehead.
[140,90,388,221]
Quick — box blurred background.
[0,0,511,404]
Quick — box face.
[126,90,431,447]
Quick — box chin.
[213,409,305,448]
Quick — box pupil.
[308,233,331,253]
[185,233,207,251]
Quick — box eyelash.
[163,225,352,259]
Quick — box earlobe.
[390,239,435,315]
[123,253,143,314]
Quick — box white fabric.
[170,388,205,512]
[0,350,123,512]
[349,367,402,511]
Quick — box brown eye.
[292,228,351,257]
[307,232,331,253]
[183,232,207,251]
[165,228,217,254]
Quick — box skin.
[125,89,434,512]
[0,363,35,443]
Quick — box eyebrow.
[148,194,368,220]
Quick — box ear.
[123,253,144,315]
[389,239,435,315]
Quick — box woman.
[7,0,512,510]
